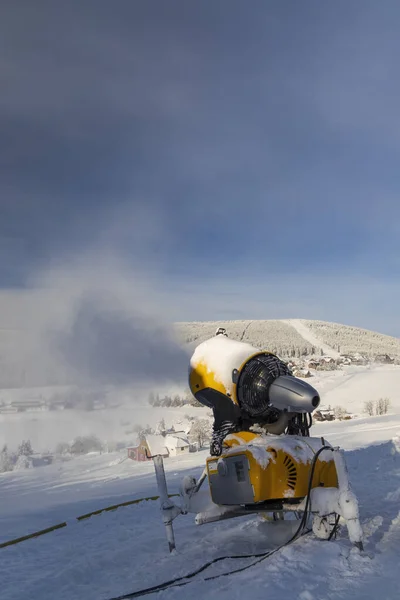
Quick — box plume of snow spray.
[52,289,189,387]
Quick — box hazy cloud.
[52,291,189,387]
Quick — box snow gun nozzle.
[268,375,321,413]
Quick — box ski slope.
[1,366,400,600]
[283,318,341,358]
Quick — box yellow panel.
[224,431,259,446]
[244,446,338,502]
[189,360,232,398]
[207,433,338,504]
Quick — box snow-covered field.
[309,363,400,413]
[2,363,399,453]
[1,364,400,599]
[0,398,207,454]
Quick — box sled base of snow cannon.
[152,433,363,553]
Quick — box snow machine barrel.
[188,334,320,435]
[268,375,320,412]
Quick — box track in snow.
[283,319,340,358]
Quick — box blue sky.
[2,1,400,335]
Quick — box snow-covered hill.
[175,318,400,359]
[1,317,399,389]
[300,319,400,357]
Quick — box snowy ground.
[1,365,400,599]
[311,363,400,414]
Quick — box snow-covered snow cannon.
[152,332,363,553]
[189,332,321,438]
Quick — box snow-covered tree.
[383,397,391,414]
[0,445,13,473]
[189,418,212,448]
[376,397,390,415]
[69,435,103,455]
[172,394,182,407]
[156,418,166,435]
[55,442,71,455]
[334,406,347,420]
[18,440,33,456]
[163,396,172,407]
[364,400,374,416]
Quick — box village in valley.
[288,351,396,379]
[127,416,212,462]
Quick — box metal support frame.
[332,447,364,550]
[152,454,181,553]
[151,444,363,553]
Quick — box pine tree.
[173,395,181,407]
[18,440,33,456]
[156,418,166,435]
[0,445,13,473]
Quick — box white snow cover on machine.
[151,330,363,555]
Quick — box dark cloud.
[1,0,400,295]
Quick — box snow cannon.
[188,333,320,437]
[150,331,363,554]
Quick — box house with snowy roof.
[128,433,190,461]
[170,419,192,435]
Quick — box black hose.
[286,412,312,437]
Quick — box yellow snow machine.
[151,330,363,554]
